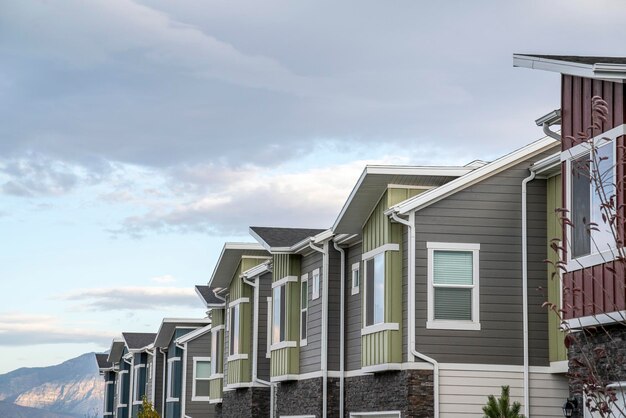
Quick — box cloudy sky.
[0,0,625,373]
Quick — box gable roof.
[332,165,473,234]
[249,226,326,251]
[153,318,211,348]
[390,136,559,215]
[174,324,212,345]
[194,285,225,308]
[107,338,125,363]
[95,353,113,370]
[208,242,270,289]
[122,332,156,351]
[513,54,626,80]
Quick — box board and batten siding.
[209,309,224,402]
[412,154,556,366]
[257,271,272,380]
[439,366,568,417]
[184,332,216,418]
[344,241,362,372]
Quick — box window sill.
[208,373,224,380]
[351,287,359,296]
[191,396,211,402]
[270,341,297,351]
[227,354,248,361]
[166,398,179,403]
[426,320,480,331]
[567,248,621,272]
[361,322,399,336]
[132,401,142,406]
[300,339,307,347]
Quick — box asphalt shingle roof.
[122,332,156,350]
[195,285,224,305]
[517,54,626,65]
[250,226,325,248]
[95,353,112,369]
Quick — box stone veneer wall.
[275,377,340,417]
[567,324,626,418]
[345,370,434,417]
[220,387,270,418]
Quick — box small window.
[192,358,211,401]
[364,252,385,326]
[229,304,240,355]
[117,371,128,407]
[427,242,480,330]
[272,285,286,343]
[351,262,360,295]
[133,365,142,404]
[166,358,180,402]
[300,275,308,345]
[311,269,320,300]
[266,297,272,358]
[210,329,223,375]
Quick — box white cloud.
[151,274,177,284]
[58,286,199,311]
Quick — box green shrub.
[138,396,160,418]
[482,385,525,418]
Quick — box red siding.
[561,76,626,320]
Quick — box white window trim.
[351,262,360,295]
[266,297,272,358]
[191,357,211,402]
[349,412,401,418]
[311,269,320,300]
[272,284,288,345]
[361,243,399,261]
[361,322,399,336]
[563,127,622,272]
[132,364,145,405]
[228,304,241,356]
[270,340,297,351]
[426,242,481,331]
[117,370,128,408]
[227,353,249,361]
[272,275,298,288]
[300,274,308,347]
[104,381,114,414]
[228,297,250,306]
[166,357,180,402]
[363,249,386,327]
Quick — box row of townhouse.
[96,54,626,418]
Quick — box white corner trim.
[272,275,298,288]
[270,340,297,351]
[426,320,481,331]
[360,322,399,336]
[228,297,250,306]
[362,243,400,261]
[227,353,248,361]
[565,310,626,329]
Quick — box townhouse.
[515,54,626,417]
[96,354,115,417]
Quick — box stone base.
[345,370,434,418]
[276,377,340,418]
[220,386,270,418]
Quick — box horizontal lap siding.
[345,243,363,371]
[439,368,568,417]
[185,333,215,418]
[414,158,554,366]
[300,252,323,374]
[327,245,342,371]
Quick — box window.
[570,140,616,260]
[192,358,211,401]
[132,364,143,404]
[364,252,385,326]
[166,358,180,402]
[427,242,480,330]
[311,269,320,300]
[266,297,272,358]
[145,361,152,397]
[210,328,223,375]
[300,275,308,346]
[272,285,286,343]
[229,304,240,355]
[117,370,128,407]
[351,262,360,295]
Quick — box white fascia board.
[175,324,212,345]
[194,286,226,309]
[311,228,334,244]
[513,54,626,82]
[154,318,211,348]
[242,261,272,279]
[208,242,266,286]
[248,228,274,252]
[531,151,560,175]
[392,136,559,215]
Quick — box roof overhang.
[194,286,226,309]
[332,165,473,234]
[531,152,561,178]
[107,338,125,363]
[390,136,560,215]
[174,324,212,345]
[208,242,269,289]
[153,318,211,348]
[242,260,272,279]
[513,54,626,82]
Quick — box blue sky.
[1,0,625,373]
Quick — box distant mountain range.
[0,352,104,418]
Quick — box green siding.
[226,358,251,385]
[547,174,567,362]
[361,187,422,367]
[270,254,301,378]
[209,378,222,401]
[212,309,224,327]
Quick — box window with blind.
[192,358,211,401]
[427,242,480,330]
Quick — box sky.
[1,0,625,373]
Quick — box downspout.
[242,276,274,417]
[176,341,188,418]
[390,211,440,418]
[309,240,328,418]
[332,241,345,418]
[522,170,536,417]
[542,123,561,141]
[159,348,167,417]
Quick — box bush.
[482,385,525,418]
[138,396,160,418]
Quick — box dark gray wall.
[412,158,550,366]
[300,251,323,374]
[257,271,272,380]
[184,332,216,418]
[344,242,362,372]
[327,244,342,372]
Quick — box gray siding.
[154,351,164,415]
[184,332,216,418]
[327,244,341,371]
[412,158,551,366]
[300,251,323,374]
[344,242,362,372]
[257,271,272,380]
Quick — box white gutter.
[308,240,328,418]
[389,211,440,418]
[521,170,535,416]
[332,241,346,418]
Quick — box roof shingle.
[250,226,325,248]
[122,332,156,350]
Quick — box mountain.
[0,352,104,417]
